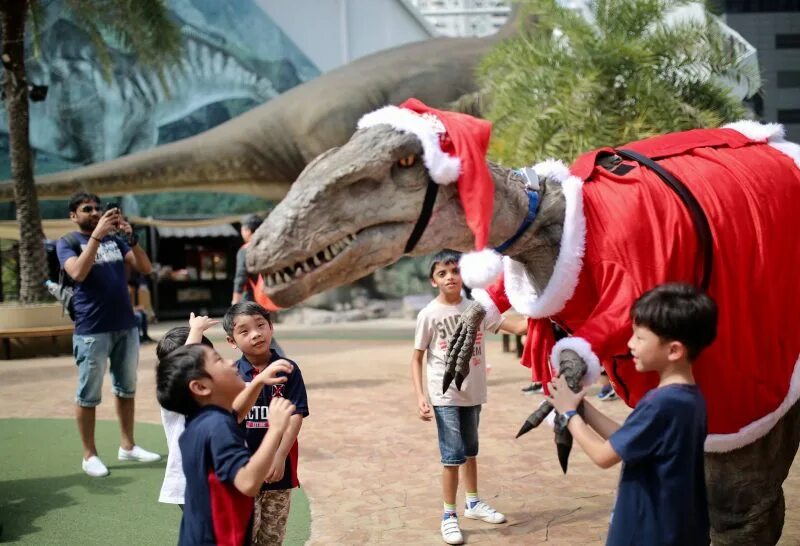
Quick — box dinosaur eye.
[397,155,416,168]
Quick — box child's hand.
[256,359,293,386]
[417,396,433,421]
[188,312,219,332]
[547,374,586,414]
[267,398,295,432]
[265,458,286,484]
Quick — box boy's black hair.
[429,249,462,279]
[156,326,213,360]
[223,301,272,336]
[631,282,718,361]
[156,344,211,415]
[241,214,263,232]
[68,191,102,213]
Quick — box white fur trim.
[471,288,502,327]
[549,337,603,388]
[705,354,800,453]
[358,105,461,185]
[723,120,785,142]
[768,140,800,172]
[504,174,586,318]
[459,249,503,289]
[530,158,572,182]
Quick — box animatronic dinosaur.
[248,100,800,545]
[0,14,515,201]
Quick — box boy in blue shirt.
[156,343,295,546]
[548,283,717,546]
[224,302,309,546]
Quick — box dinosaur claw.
[442,372,454,394]
[557,442,571,474]
[516,420,534,439]
[454,372,465,391]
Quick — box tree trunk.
[2,0,48,303]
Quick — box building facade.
[724,1,800,140]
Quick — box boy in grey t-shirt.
[411,250,527,545]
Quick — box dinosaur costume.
[477,122,800,453]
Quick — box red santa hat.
[357,98,503,288]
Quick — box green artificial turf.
[0,419,310,545]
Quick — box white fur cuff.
[550,337,603,387]
[460,249,503,289]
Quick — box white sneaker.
[82,455,109,477]
[440,515,464,545]
[464,500,506,524]
[118,445,162,462]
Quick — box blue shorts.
[433,405,481,466]
[73,327,139,407]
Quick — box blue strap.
[495,189,539,254]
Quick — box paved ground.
[1,319,798,545]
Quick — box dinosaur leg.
[705,400,800,546]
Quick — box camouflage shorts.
[252,488,292,546]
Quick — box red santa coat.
[475,122,800,452]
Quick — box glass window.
[776,34,800,48]
[777,71,800,87]
[778,109,800,123]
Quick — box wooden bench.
[0,325,74,359]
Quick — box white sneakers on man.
[118,445,162,462]
[464,500,506,524]
[81,455,109,477]
[440,514,464,545]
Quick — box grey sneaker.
[521,382,543,395]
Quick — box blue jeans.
[433,405,481,466]
[73,327,139,407]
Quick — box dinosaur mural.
[246,102,800,545]
[0,0,316,166]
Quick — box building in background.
[723,1,800,140]
[408,0,511,37]
[257,0,435,73]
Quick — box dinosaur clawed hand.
[442,301,486,393]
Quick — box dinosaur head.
[248,124,477,307]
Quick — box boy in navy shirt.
[224,302,309,546]
[548,283,717,546]
[156,343,295,546]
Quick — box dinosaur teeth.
[295,266,303,278]
[313,255,322,267]
[265,274,275,288]
[303,261,312,272]
[324,247,334,260]
[281,271,291,284]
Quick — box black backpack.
[47,233,82,321]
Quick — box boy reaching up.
[548,283,717,546]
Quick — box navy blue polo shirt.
[179,405,253,546]
[56,232,134,334]
[236,350,309,491]
[608,384,709,546]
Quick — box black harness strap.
[404,178,440,254]
[616,148,714,292]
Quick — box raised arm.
[233,398,294,496]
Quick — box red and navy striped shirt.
[236,351,309,490]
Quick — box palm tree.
[0,0,181,303]
[478,0,758,166]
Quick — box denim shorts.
[433,405,481,466]
[73,327,139,407]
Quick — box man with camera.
[57,192,160,477]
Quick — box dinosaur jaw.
[259,223,407,307]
